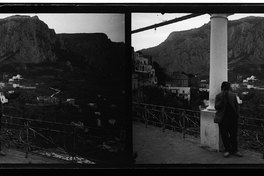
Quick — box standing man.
[215,81,243,158]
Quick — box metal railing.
[238,116,264,153]
[133,102,264,153]
[132,102,200,138]
[0,110,126,164]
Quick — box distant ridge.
[140,16,264,80]
[0,15,125,79]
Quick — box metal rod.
[2,114,126,133]
[131,13,204,34]
[72,127,77,163]
[25,121,29,158]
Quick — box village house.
[0,92,8,104]
[231,83,240,90]
[132,73,139,90]
[165,72,189,87]
[132,51,157,89]
[199,80,209,91]
[164,72,191,101]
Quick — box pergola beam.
[131,13,205,34]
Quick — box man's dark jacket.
[215,91,240,120]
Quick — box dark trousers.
[219,117,238,153]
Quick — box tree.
[153,61,171,86]
[142,86,164,104]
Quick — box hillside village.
[134,16,264,115]
[0,71,127,163]
[0,71,126,127]
[132,49,264,115]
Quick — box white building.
[231,83,240,90]
[132,52,157,88]
[0,82,5,88]
[243,75,257,83]
[247,85,255,89]
[134,52,152,73]
[12,74,23,80]
[165,86,191,101]
[13,84,20,88]
[0,92,8,104]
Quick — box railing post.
[25,121,29,158]
[182,111,186,139]
[72,126,77,163]
[161,107,165,132]
[144,105,148,128]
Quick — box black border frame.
[0,3,264,170]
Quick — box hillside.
[0,15,57,64]
[0,15,126,82]
[140,16,264,81]
[55,33,126,80]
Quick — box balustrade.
[133,102,264,154]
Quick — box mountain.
[140,16,264,80]
[0,15,125,80]
[0,15,57,64]
[55,33,125,78]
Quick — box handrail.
[133,102,264,153]
[133,102,200,113]
[2,114,125,133]
[1,113,126,164]
[133,102,200,138]
[240,115,264,122]
[133,102,264,123]
[1,118,77,161]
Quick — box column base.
[200,109,224,152]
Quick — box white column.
[200,14,231,151]
[207,14,229,110]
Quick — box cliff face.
[0,15,126,81]
[0,15,57,64]
[140,16,264,80]
[55,33,126,76]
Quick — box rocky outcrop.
[0,15,57,63]
[140,16,264,80]
[0,15,125,79]
[55,33,126,77]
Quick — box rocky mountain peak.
[0,15,57,64]
[140,16,264,81]
[0,15,125,81]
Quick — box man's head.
[221,81,231,91]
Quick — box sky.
[0,14,125,43]
[132,13,264,51]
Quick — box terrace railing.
[133,102,264,154]
[239,115,264,153]
[0,108,126,164]
[132,102,200,138]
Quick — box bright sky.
[132,13,264,51]
[0,14,125,43]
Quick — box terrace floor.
[133,121,264,165]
